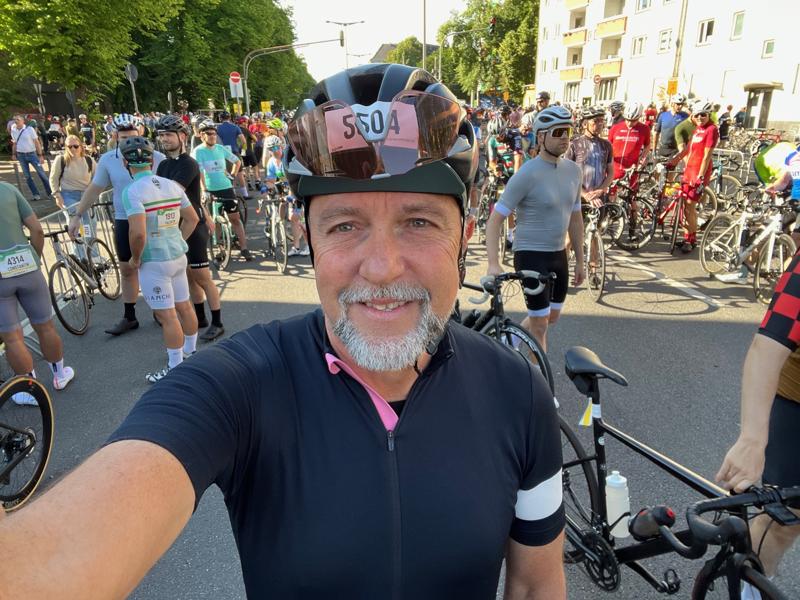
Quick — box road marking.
[608,253,724,308]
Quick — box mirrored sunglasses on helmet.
[548,126,573,138]
[287,90,465,180]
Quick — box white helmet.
[113,113,138,131]
[623,102,643,121]
[672,92,687,105]
[487,116,505,136]
[691,99,713,114]
[533,106,574,138]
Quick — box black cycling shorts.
[513,250,569,313]
[763,394,800,504]
[186,220,209,269]
[113,219,132,262]
[210,187,238,214]
[243,151,257,168]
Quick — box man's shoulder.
[447,323,541,383]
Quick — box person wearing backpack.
[50,134,96,244]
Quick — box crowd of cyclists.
[3,60,800,598]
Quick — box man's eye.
[410,218,430,228]
[332,223,354,233]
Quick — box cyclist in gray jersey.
[485,106,584,351]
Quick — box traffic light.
[488,16,496,34]
[339,30,345,47]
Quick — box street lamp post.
[422,0,427,71]
[326,20,365,69]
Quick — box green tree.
[386,37,423,67]
[0,0,181,105]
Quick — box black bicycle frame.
[569,374,731,588]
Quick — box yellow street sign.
[233,102,242,115]
[667,78,678,96]
[260,101,272,113]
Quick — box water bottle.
[605,471,630,538]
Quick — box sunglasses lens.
[550,127,572,138]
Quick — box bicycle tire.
[48,262,89,335]
[603,203,627,245]
[615,197,656,251]
[669,199,682,254]
[711,174,742,212]
[208,221,232,272]
[692,562,787,600]
[697,187,719,231]
[273,219,289,274]
[699,214,738,275]
[0,376,54,511]
[586,230,605,301]
[482,322,555,394]
[754,234,796,305]
[87,238,121,300]
[559,415,602,563]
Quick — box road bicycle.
[477,172,511,264]
[0,376,54,511]
[459,270,555,393]
[559,346,796,598]
[607,168,657,252]
[700,191,796,304]
[708,155,743,212]
[256,187,289,274]
[44,225,121,335]
[581,205,608,301]
[207,194,233,272]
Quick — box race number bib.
[0,245,37,278]
[157,207,179,229]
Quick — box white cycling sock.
[183,333,198,355]
[240,186,249,198]
[167,347,183,369]
[50,359,65,378]
[741,581,763,600]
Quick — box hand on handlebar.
[486,264,503,277]
[715,437,766,493]
[67,215,82,240]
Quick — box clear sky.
[283,0,468,81]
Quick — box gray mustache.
[338,284,430,305]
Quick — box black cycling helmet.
[580,105,606,121]
[284,63,477,215]
[119,136,155,166]
[536,91,550,101]
[156,114,189,136]
[219,110,231,120]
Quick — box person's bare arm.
[503,534,566,600]
[23,213,45,257]
[179,205,199,240]
[696,146,715,184]
[716,334,790,492]
[0,440,194,598]
[68,182,106,238]
[485,209,506,275]
[128,214,146,266]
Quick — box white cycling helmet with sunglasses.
[112,113,139,131]
[532,106,574,139]
[691,99,714,115]
[672,92,687,105]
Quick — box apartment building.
[536,0,799,131]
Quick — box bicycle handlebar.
[466,270,556,304]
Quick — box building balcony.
[560,66,584,82]
[592,58,623,78]
[565,0,589,9]
[595,16,627,38]
[563,28,587,47]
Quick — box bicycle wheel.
[586,230,605,301]
[754,234,796,305]
[615,197,656,251]
[272,219,289,274]
[699,214,738,275]
[0,377,54,511]
[208,221,232,272]
[48,262,89,335]
[711,174,742,212]
[692,562,787,600]
[87,238,120,300]
[602,203,627,245]
[482,322,555,394]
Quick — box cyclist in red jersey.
[608,102,651,183]
[644,103,658,128]
[668,99,718,252]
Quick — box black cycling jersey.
[156,153,203,220]
[107,310,563,599]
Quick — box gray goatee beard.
[332,283,451,372]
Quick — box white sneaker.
[182,350,196,360]
[741,581,763,600]
[53,366,75,391]
[145,366,170,383]
[716,268,748,284]
[299,247,311,256]
[11,392,38,406]
[288,246,302,257]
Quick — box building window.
[543,27,549,41]
[555,23,561,36]
[631,35,646,57]
[564,82,580,104]
[541,59,547,73]
[697,19,714,45]
[731,11,744,39]
[596,78,618,102]
[553,57,559,71]
[574,15,585,28]
[658,29,672,53]
[762,39,775,58]
[637,0,652,11]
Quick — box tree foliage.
[0,0,180,104]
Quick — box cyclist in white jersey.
[119,137,199,383]
[485,106,584,351]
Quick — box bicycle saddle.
[564,346,628,386]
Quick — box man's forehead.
[312,192,458,218]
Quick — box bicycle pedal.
[662,569,680,594]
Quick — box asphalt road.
[13,208,799,599]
